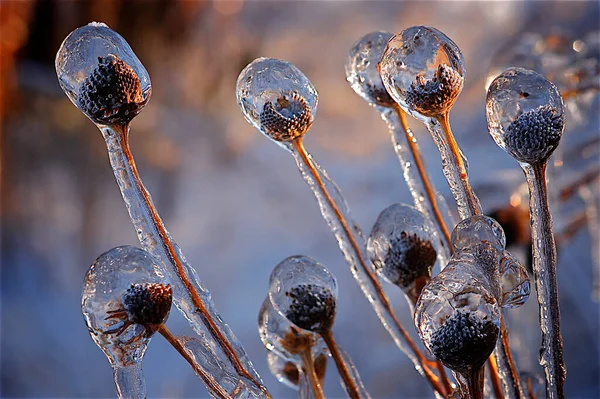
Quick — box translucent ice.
[55,22,151,126]
[82,246,171,399]
[451,215,506,253]
[267,352,301,391]
[498,252,530,308]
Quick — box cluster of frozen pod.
[259,256,371,399]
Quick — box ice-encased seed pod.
[55,22,151,126]
[367,203,438,301]
[269,256,337,335]
[82,246,170,367]
[236,58,318,145]
[267,352,301,390]
[258,296,326,362]
[345,31,395,107]
[451,215,506,254]
[499,251,530,308]
[379,26,465,120]
[486,67,565,165]
[415,253,501,374]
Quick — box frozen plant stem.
[523,162,565,399]
[101,124,270,398]
[298,349,325,399]
[113,362,145,399]
[321,331,360,399]
[288,138,449,397]
[157,324,231,399]
[495,317,526,399]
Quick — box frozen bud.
[486,67,565,165]
[123,283,172,329]
[259,92,313,142]
[285,284,336,334]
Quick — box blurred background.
[1,1,599,398]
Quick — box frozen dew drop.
[236,58,318,145]
[82,245,171,368]
[379,26,465,120]
[345,31,395,107]
[268,256,337,334]
[486,67,565,165]
[366,203,438,303]
[267,352,301,390]
[414,254,501,374]
[55,22,151,126]
[258,296,327,362]
[499,251,531,308]
[451,215,507,253]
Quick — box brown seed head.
[382,231,436,290]
[259,92,313,141]
[77,55,146,126]
[123,283,172,328]
[285,284,336,334]
[405,64,462,116]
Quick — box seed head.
[364,81,396,107]
[259,92,313,142]
[429,311,499,373]
[504,104,564,164]
[123,283,172,328]
[77,55,145,126]
[381,231,436,290]
[405,64,462,117]
[285,284,336,334]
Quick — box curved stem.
[113,363,145,399]
[158,324,232,399]
[321,331,360,399]
[290,138,447,396]
[523,162,565,399]
[300,348,325,399]
[396,106,453,251]
[487,354,503,399]
[102,124,269,398]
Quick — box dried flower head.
[259,92,313,142]
[382,231,436,291]
[285,284,336,334]
[504,104,564,164]
[77,54,146,126]
[429,311,499,373]
[405,64,463,117]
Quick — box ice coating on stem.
[336,348,372,399]
[99,125,266,395]
[82,246,170,399]
[55,23,151,126]
[176,336,264,398]
[379,26,465,121]
[236,58,318,147]
[367,203,439,304]
[267,352,302,391]
[498,252,530,308]
[258,296,327,362]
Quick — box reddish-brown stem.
[116,125,270,398]
[300,348,325,399]
[465,367,485,399]
[158,324,231,399]
[396,106,453,251]
[487,355,503,399]
[292,138,448,397]
[321,330,360,399]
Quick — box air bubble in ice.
[367,203,439,303]
[269,256,337,335]
[486,67,565,165]
[55,23,151,126]
[236,58,318,145]
[379,26,465,120]
[345,31,395,107]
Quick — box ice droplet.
[451,215,506,253]
[236,58,318,146]
[55,23,151,126]
[379,26,465,121]
[345,31,395,107]
[499,252,531,308]
[267,352,301,391]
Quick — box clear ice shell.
[268,256,337,334]
[498,251,531,308]
[82,245,168,368]
[55,22,151,115]
[366,203,439,296]
[414,255,501,372]
[345,31,395,107]
[379,26,465,121]
[267,352,300,391]
[236,58,318,145]
[486,67,565,162]
[451,215,506,253]
[176,336,264,399]
[258,296,327,362]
